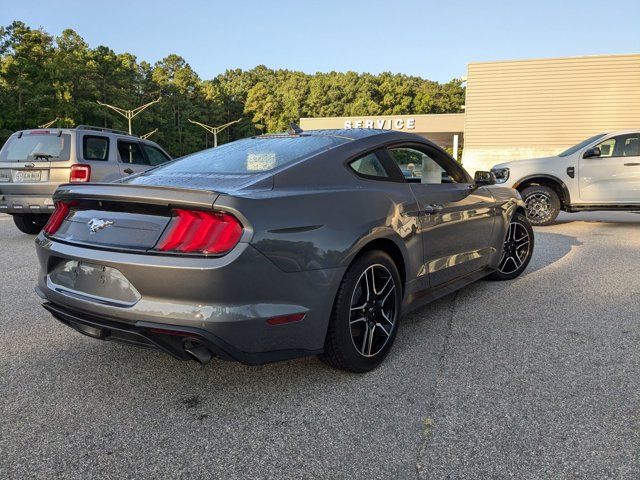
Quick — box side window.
[388,147,460,184]
[595,134,640,158]
[349,152,389,180]
[622,136,639,157]
[83,136,109,161]
[596,138,616,157]
[118,141,147,165]
[143,145,171,166]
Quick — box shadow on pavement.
[524,231,583,275]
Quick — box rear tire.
[489,213,534,281]
[321,250,402,373]
[520,185,560,226]
[13,214,48,234]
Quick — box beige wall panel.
[462,54,640,173]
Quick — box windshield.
[139,135,347,176]
[558,133,606,157]
[0,132,71,162]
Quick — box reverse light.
[69,164,91,182]
[155,209,243,255]
[43,200,77,235]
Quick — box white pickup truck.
[491,130,640,225]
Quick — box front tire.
[321,250,402,373]
[489,212,534,281]
[13,214,48,234]
[521,185,560,226]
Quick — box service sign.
[344,118,416,130]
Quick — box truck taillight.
[43,201,77,235]
[155,209,243,255]
[70,164,91,182]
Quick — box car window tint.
[83,136,109,161]
[349,153,389,179]
[118,141,147,165]
[146,136,347,175]
[0,133,71,162]
[595,134,640,158]
[623,136,639,157]
[143,145,170,166]
[388,147,458,184]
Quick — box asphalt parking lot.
[1,211,638,479]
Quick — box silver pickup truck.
[0,126,171,233]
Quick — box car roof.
[258,128,422,142]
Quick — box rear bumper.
[0,194,55,214]
[41,301,321,365]
[35,235,346,364]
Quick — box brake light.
[43,201,77,235]
[155,209,243,255]
[70,164,91,182]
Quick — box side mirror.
[583,146,601,159]
[474,171,496,186]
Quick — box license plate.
[13,170,42,182]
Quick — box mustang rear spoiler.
[52,183,219,209]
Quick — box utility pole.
[188,118,241,147]
[39,118,60,128]
[141,128,158,140]
[96,97,161,135]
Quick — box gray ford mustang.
[35,128,533,372]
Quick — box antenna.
[288,123,303,135]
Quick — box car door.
[579,133,640,203]
[117,139,149,178]
[386,145,496,287]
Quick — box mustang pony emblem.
[87,218,114,234]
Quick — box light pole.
[96,97,161,135]
[141,128,158,140]
[188,118,241,147]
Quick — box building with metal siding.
[462,53,640,174]
[299,54,640,174]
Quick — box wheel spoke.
[360,324,370,354]
[350,317,366,325]
[366,324,376,356]
[378,276,395,306]
[377,323,390,337]
[380,309,394,325]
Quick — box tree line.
[0,21,465,157]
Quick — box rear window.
[145,135,347,175]
[0,132,71,162]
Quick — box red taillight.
[69,164,91,182]
[43,200,77,235]
[155,209,243,255]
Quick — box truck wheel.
[13,214,48,234]
[520,185,560,226]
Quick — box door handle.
[624,163,640,166]
[123,168,134,174]
[425,203,444,214]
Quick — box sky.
[2,0,639,82]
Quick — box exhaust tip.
[183,339,213,365]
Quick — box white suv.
[491,130,640,225]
